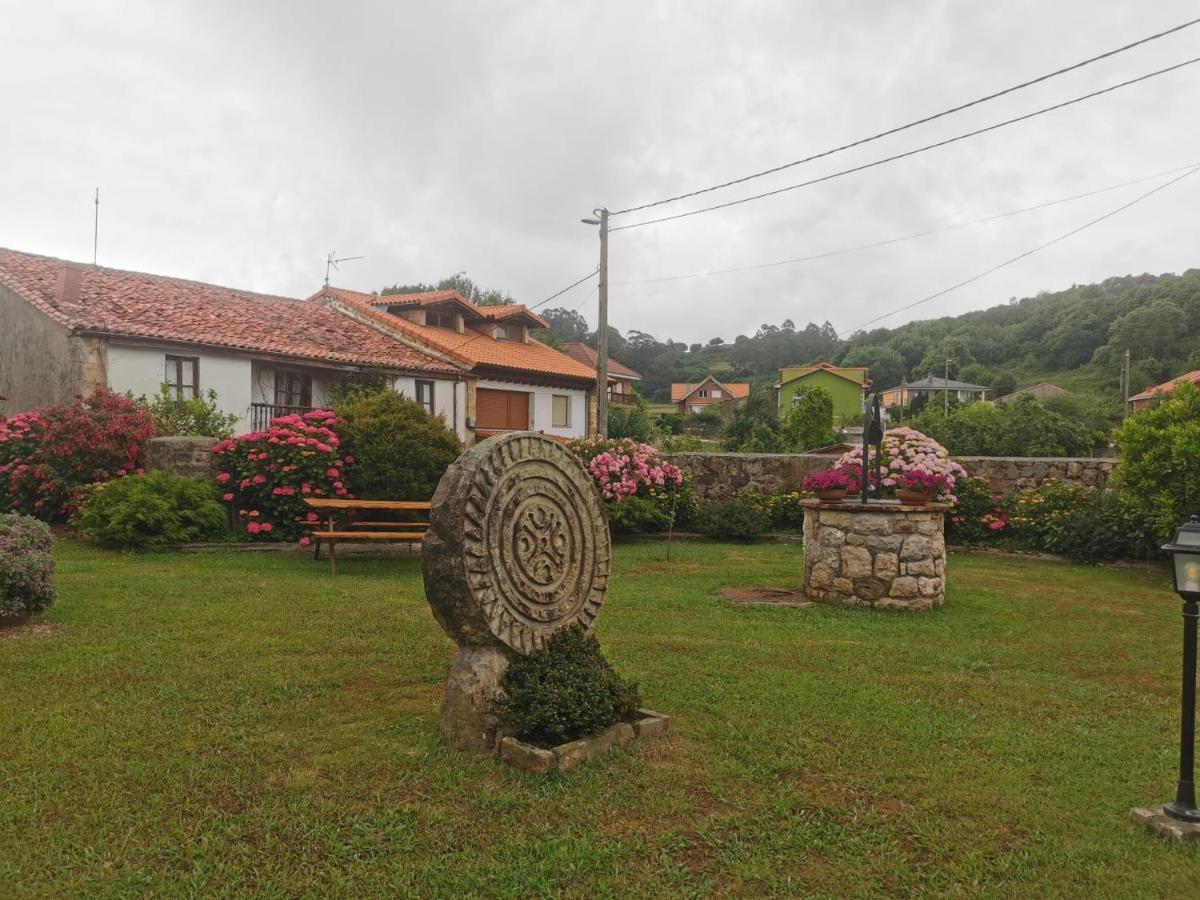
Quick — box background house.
[995,382,1068,404]
[317,286,598,441]
[561,342,642,407]
[775,362,867,424]
[1129,369,1200,411]
[0,248,464,434]
[670,376,750,414]
[880,375,989,408]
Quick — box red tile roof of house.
[1129,369,1200,402]
[0,247,459,374]
[562,342,642,380]
[317,286,595,383]
[670,378,751,402]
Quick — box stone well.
[801,499,948,611]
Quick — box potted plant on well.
[894,468,951,505]
[802,468,856,502]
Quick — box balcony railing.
[251,403,313,431]
[609,392,638,407]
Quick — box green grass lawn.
[2,541,1197,898]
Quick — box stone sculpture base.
[440,645,511,752]
[1129,806,1200,842]
[801,499,948,611]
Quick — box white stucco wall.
[393,374,465,438]
[107,343,253,430]
[476,377,587,439]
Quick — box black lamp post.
[1161,515,1200,823]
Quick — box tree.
[538,307,590,345]
[957,362,993,387]
[1114,382,1200,539]
[723,392,780,452]
[781,386,834,451]
[1103,300,1187,363]
[840,345,905,391]
[991,372,1017,397]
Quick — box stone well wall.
[143,436,220,479]
[801,500,947,611]
[666,452,1114,503]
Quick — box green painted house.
[775,363,868,424]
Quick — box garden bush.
[1006,481,1093,555]
[0,513,55,620]
[944,476,1008,544]
[0,390,157,521]
[696,498,770,541]
[1113,382,1200,541]
[213,410,349,543]
[747,491,807,530]
[1056,490,1159,563]
[138,385,239,438]
[498,625,641,747]
[78,471,228,549]
[333,390,461,500]
[568,436,689,534]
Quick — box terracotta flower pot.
[815,488,848,502]
[896,489,930,505]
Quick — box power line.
[610,17,1200,217]
[838,163,1200,337]
[610,56,1200,232]
[611,161,1200,286]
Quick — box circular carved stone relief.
[422,432,610,654]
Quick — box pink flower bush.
[894,468,952,499]
[0,390,156,521]
[834,427,966,505]
[213,409,351,542]
[801,468,854,493]
[567,437,683,501]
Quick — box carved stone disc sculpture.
[422,432,611,750]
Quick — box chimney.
[56,263,86,307]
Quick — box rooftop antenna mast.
[92,188,99,265]
[325,250,365,286]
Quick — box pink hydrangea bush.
[0,390,156,521]
[834,427,967,504]
[894,468,952,499]
[567,437,684,501]
[212,410,352,542]
[801,468,854,493]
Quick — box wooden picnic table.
[304,498,431,574]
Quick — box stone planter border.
[498,708,670,774]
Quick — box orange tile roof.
[317,286,596,384]
[671,378,750,402]
[1129,369,1200,402]
[562,342,642,380]
[0,247,459,374]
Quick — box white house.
[0,247,465,435]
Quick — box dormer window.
[428,311,458,329]
[499,323,525,342]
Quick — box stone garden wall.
[666,452,1115,502]
[143,436,220,479]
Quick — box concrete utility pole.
[1123,348,1132,419]
[944,357,951,416]
[582,207,610,437]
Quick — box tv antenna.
[325,250,364,286]
[93,187,99,265]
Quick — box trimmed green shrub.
[696,498,770,541]
[498,625,641,747]
[1113,382,1200,541]
[1057,490,1159,563]
[78,471,228,549]
[0,513,55,618]
[1007,481,1093,554]
[747,491,807,531]
[334,390,461,500]
[138,385,239,439]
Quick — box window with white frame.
[711,389,722,398]
[164,355,199,401]
[552,394,571,428]
[415,380,435,415]
[698,388,709,398]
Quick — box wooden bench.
[304,499,431,574]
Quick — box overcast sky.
[3,1,1199,344]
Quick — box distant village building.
[561,342,642,407]
[994,382,1068,404]
[774,362,868,425]
[0,247,599,443]
[1129,369,1200,411]
[671,375,750,414]
[880,375,988,408]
